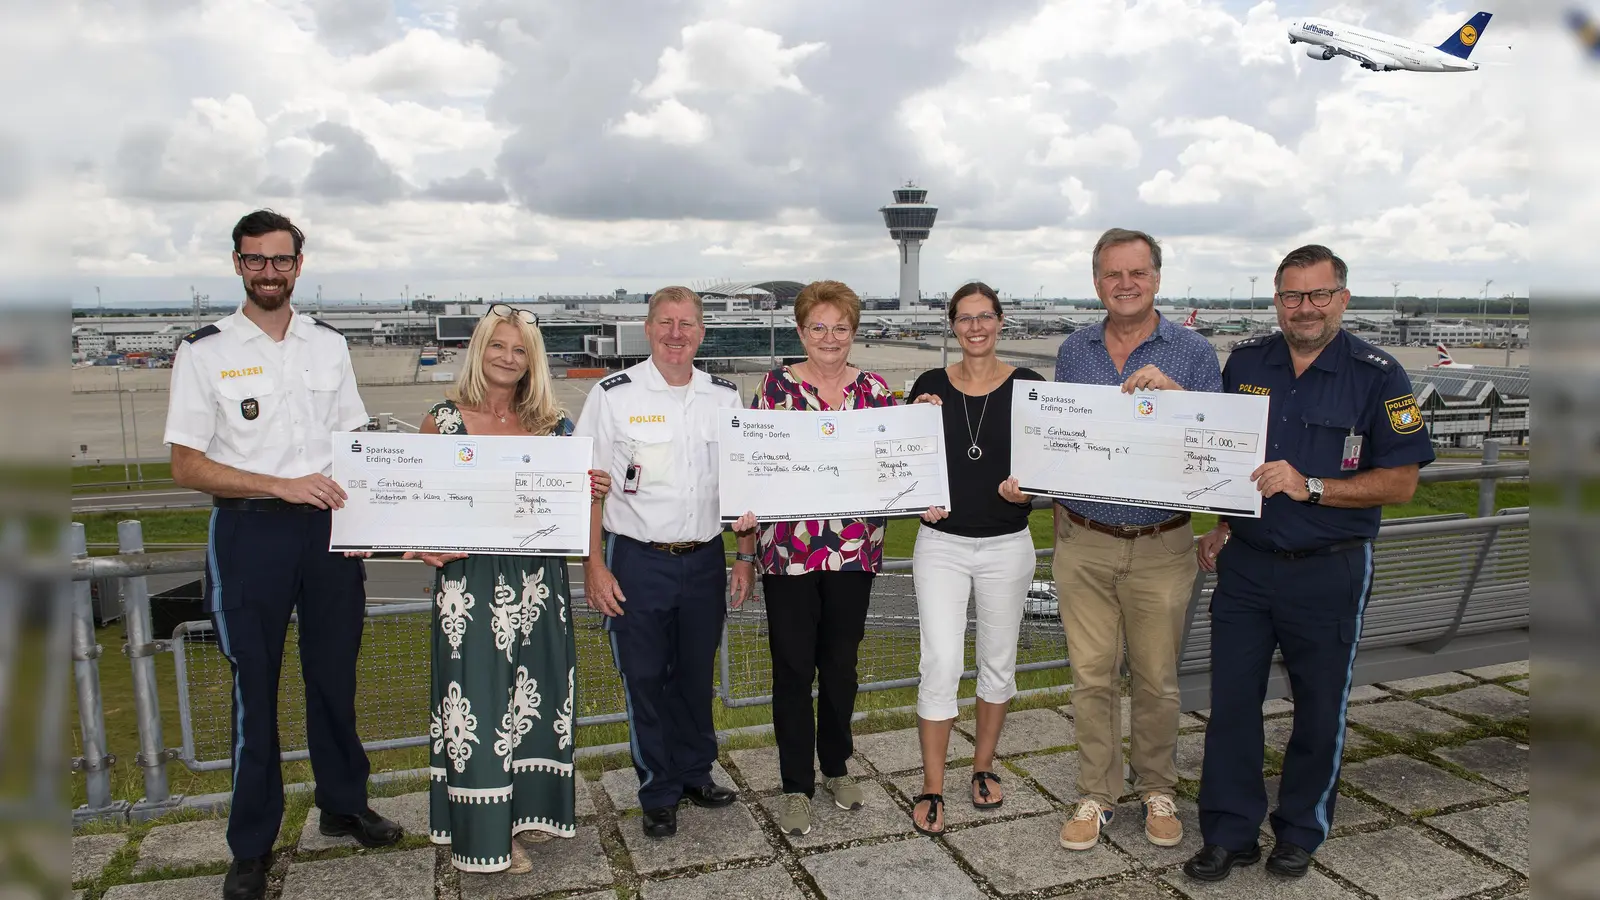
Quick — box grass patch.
[74,463,175,492]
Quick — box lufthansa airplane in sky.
[1287,11,1493,72]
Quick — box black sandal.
[971,770,1004,809]
[911,793,945,836]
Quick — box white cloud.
[1138,116,1304,205]
[638,20,825,99]
[340,27,502,97]
[608,99,712,145]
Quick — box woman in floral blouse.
[731,280,895,837]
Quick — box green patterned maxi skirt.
[428,552,577,871]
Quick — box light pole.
[1392,281,1400,315]
[1481,279,1493,318]
[1435,288,1441,317]
[1248,275,1258,315]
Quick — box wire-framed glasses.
[954,311,999,327]
[237,253,298,272]
[489,303,539,325]
[805,323,854,340]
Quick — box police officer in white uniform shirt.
[574,286,756,838]
[163,210,401,900]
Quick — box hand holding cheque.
[329,431,594,555]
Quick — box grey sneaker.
[824,774,865,811]
[779,792,812,835]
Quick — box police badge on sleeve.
[1384,394,1423,434]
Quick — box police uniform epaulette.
[181,324,221,344]
[1228,333,1274,351]
[1348,335,1397,370]
[600,372,631,391]
[312,317,344,335]
[710,375,738,391]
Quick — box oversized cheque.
[1011,382,1271,517]
[718,404,952,523]
[329,431,593,555]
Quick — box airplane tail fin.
[1436,343,1454,364]
[1183,309,1197,327]
[1437,11,1492,59]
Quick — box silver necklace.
[961,385,990,461]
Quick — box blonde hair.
[793,280,861,330]
[450,309,565,436]
[647,285,703,321]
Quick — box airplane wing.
[1330,43,1402,70]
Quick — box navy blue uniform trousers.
[603,534,726,811]
[205,507,370,859]
[1197,539,1374,854]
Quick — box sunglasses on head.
[489,303,539,325]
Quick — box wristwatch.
[1305,477,1324,505]
[734,552,758,565]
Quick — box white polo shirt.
[572,357,743,544]
[163,306,369,480]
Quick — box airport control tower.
[880,182,938,309]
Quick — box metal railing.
[68,446,1530,824]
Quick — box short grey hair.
[1091,227,1163,278]
[646,285,703,321]
[1274,245,1348,292]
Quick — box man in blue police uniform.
[1183,245,1435,883]
[573,286,756,838]
[165,210,402,900]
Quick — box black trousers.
[205,507,370,859]
[603,534,727,811]
[762,571,873,797]
[1197,539,1375,854]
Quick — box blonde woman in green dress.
[408,304,610,874]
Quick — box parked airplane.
[1288,11,1492,72]
[1429,343,1476,368]
[1179,309,1215,337]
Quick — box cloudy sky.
[4,0,1566,307]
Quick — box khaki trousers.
[1052,507,1198,805]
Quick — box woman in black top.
[903,282,1044,835]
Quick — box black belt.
[1269,537,1370,560]
[213,497,325,513]
[624,535,721,556]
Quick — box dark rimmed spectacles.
[1276,288,1343,308]
[237,253,298,272]
[489,303,539,325]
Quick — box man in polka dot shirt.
[1050,228,1222,854]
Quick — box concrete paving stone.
[1422,684,1529,721]
[1174,732,1206,781]
[1463,661,1528,680]
[958,706,1075,755]
[1179,712,1206,729]
[803,837,988,900]
[1345,700,1471,738]
[72,833,126,884]
[892,764,1054,828]
[75,892,85,900]
[1433,737,1528,793]
[850,727,973,776]
[102,875,227,900]
[619,801,772,876]
[641,864,806,900]
[1347,684,1390,703]
[1263,777,1386,830]
[1378,672,1475,693]
[726,745,865,793]
[1341,756,1500,815]
[760,781,913,849]
[1161,863,1356,899]
[1508,678,1528,691]
[601,761,737,812]
[575,768,597,817]
[132,819,232,875]
[1263,720,1373,756]
[456,825,614,898]
[947,814,1130,893]
[1262,697,1295,716]
[1058,881,1175,900]
[1013,750,1091,804]
[1428,799,1528,875]
[1104,794,1204,867]
[298,791,430,852]
[279,847,435,900]
[1317,826,1507,900]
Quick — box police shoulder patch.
[181,324,221,344]
[1384,394,1424,434]
[710,375,738,391]
[600,372,631,391]
[312,317,344,335]
[1229,333,1271,351]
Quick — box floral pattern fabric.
[425,400,579,872]
[750,367,897,575]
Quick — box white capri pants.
[912,525,1037,721]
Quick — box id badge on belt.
[1341,430,1363,471]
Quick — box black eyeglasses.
[237,253,298,272]
[1276,288,1343,308]
[489,303,539,325]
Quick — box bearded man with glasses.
[1184,245,1435,884]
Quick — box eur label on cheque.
[717,404,952,523]
[1010,382,1271,517]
